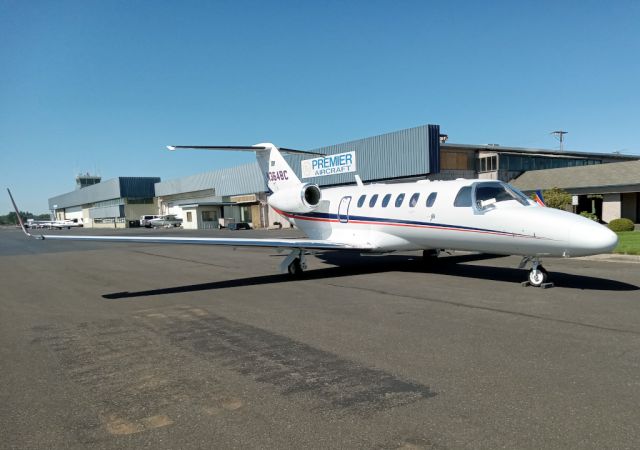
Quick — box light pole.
[551,130,568,151]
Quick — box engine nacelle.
[268,183,322,213]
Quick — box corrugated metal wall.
[154,125,440,196]
[155,163,266,197]
[119,177,160,198]
[285,124,433,186]
[49,177,160,209]
[49,178,122,209]
[89,205,125,219]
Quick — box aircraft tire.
[422,249,439,268]
[287,258,303,276]
[529,265,548,287]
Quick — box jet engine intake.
[269,183,322,213]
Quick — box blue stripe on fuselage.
[283,210,536,238]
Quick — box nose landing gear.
[519,256,554,288]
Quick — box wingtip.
[6,188,34,238]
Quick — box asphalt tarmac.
[1,226,639,449]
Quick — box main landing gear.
[280,249,308,277]
[519,256,553,288]
[422,249,441,268]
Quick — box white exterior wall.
[602,193,622,223]
[181,207,198,230]
[478,171,499,180]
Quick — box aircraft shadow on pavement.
[102,252,637,300]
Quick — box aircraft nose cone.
[569,219,618,255]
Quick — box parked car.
[140,215,161,228]
[228,222,251,230]
[149,215,183,228]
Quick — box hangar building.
[155,125,442,229]
[47,124,639,229]
[512,160,640,223]
[154,124,638,229]
[48,176,160,228]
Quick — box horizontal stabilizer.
[167,145,323,156]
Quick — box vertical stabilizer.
[254,143,302,193]
[166,143,321,193]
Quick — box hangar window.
[381,194,392,207]
[395,193,405,207]
[409,193,420,207]
[426,192,437,207]
[369,194,379,207]
[357,195,366,208]
[454,186,472,207]
[479,155,498,173]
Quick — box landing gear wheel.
[422,249,439,260]
[422,249,440,268]
[528,265,548,287]
[287,258,303,276]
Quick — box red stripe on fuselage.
[273,208,538,239]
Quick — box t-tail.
[167,142,324,216]
[167,143,320,193]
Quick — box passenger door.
[338,196,351,223]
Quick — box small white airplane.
[8,143,618,287]
[25,218,82,229]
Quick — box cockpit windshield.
[474,182,531,207]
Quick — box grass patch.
[614,231,640,255]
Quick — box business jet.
[8,143,618,287]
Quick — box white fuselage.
[272,179,618,258]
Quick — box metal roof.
[511,160,640,192]
[155,162,266,197]
[49,177,160,209]
[179,202,236,208]
[444,143,639,161]
[171,195,230,206]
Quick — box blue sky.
[1,0,639,213]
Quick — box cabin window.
[395,193,405,207]
[409,193,420,207]
[357,195,366,208]
[381,194,392,207]
[426,192,437,207]
[369,194,379,207]
[454,186,472,207]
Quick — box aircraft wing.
[31,234,368,251]
[7,189,370,251]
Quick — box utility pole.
[551,130,568,151]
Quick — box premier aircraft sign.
[301,151,356,178]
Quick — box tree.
[0,211,34,225]
[541,187,572,210]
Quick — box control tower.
[76,173,101,189]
